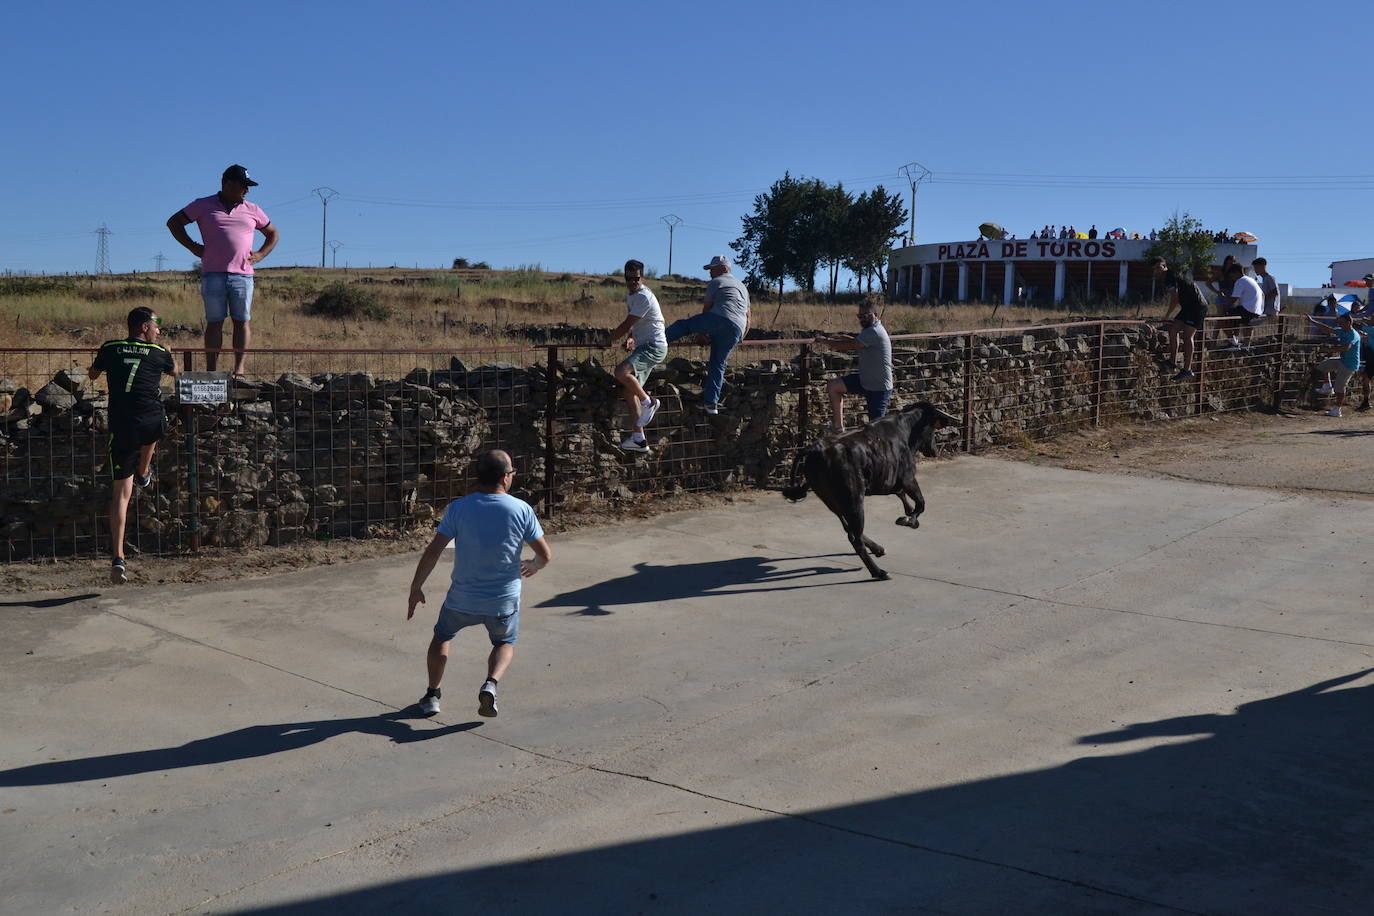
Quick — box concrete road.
[2,456,1372,915]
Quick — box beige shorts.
[1314,358,1355,394]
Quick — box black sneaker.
[1171,369,1196,381]
[111,559,128,585]
[135,460,155,489]
[418,687,441,716]
[699,403,719,415]
[1357,400,1371,413]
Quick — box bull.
[781,402,957,580]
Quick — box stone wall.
[0,322,1324,559]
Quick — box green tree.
[730,172,807,297]
[815,182,854,300]
[1143,211,1216,278]
[842,185,908,295]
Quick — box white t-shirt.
[1231,275,1264,315]
[627,285,667,348]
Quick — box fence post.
[181,350,200,552]
[544,345,558,519]
[798,343,811,446]
[1273,315,1286,409]
[962,333,975,452]
[1196,319,1208,416]
[1093,322,1105,426]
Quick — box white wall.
[1330,258,1374,287]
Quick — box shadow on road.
[0,592,100,608]
[537,555,856,615]
[220,670,1374,914]
[0,710,480,787]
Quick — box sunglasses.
[144,316,163,327]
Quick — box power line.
[93,223,111,274]
[328,239,343,268]
[660,215,682,275]
[152,252,167,271]
[312,188,339,268]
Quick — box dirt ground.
[5,405,1365,596]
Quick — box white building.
[888,238,1258,305]
[1329,257,1374,287]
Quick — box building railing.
[0,315,1325,560]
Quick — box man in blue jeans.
[664,254,750,414]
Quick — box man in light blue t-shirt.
[1307,312,1361,418]
[407,449,552,718]
[664,254,750,414]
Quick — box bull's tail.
[781,446,811,502]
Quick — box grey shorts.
[624,342,667,386]
[434,607,519,645]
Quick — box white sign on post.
[177,371,230,405]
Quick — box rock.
[52,368,87,394]
[35,382,76,411]
[278,372,321,395]
[329,371,375,394]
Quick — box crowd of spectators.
[1025,225,1159,241]
[1020,225,1254,243]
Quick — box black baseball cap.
[222,164,259,187]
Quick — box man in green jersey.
[88,307,179,583]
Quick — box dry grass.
[0,267,1162,357]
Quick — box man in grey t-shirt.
[816,304,893,432]
[664,254,750,414]
[1252,257,1280,318]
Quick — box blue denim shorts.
[841,373,893,421]
[434,607,519,645]
[201,272,254,322]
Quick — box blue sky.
[3,1,1368,287]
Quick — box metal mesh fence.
[0,314,1326,560]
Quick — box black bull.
[781,402,958,580]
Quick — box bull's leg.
[842,503,889,580]
[894,472,927,529]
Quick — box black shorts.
[108,412,165,480]
[1224,305,1261,327]
[1173,307,1205,331]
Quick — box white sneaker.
[619,436,649,452]
[478,684,498,718]
[1327,407,1342,417]
[418,689,441,716]
[1316,383,1335,395]
[636,396,660,428]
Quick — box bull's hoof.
[870,544,886,557]
[872,569,890,581]
[895,517,919,529]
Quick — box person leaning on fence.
[604,259,667,453]
[663,254,750,415]
[88,307,179,584]
[1305,312,1361,418]
[166,165,278,378]
[1151,256,1206,381]
[814,302,894,433]
[406,450,551,719]
[1218,262,1264,350]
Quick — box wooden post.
[544,345,558,519]
[963,334,975,452]
[1093,322,1105,426]
[798,343,811,446]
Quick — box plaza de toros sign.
[936,239,1121,261]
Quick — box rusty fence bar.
[0,316,1326,561]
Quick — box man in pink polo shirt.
[166,165,279,376]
